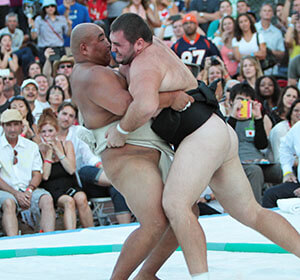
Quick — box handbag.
[256,33,277,70]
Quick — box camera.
[210,55,220,65]
[66,187,77,197]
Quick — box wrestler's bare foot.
[133,273,161,280]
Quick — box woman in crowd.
[285,17,300,60]
[270,99,300,162]
[232,13,266,63]
[54,73,72,101]
[122,0,160,29]
[9,95,41,143]
[38,108,94,230]
[0,33,19,72]
[46,85,65,115]
[29,0,72,64]
[27,62,42,79]
[213,15,238,77]
[240,55,263,89]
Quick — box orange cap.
[182,13,198,24]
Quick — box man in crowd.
[0,109,55,236]
[105,13,300,279]
[2,70,20,99]
[171,13,220,71]
[237,0,250,15]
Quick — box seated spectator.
[43,54,74,85]
[56,102,132,224]
[9,95,40,143]
[207,0,232,39]
[227,83,283,204]
[29,0,72,65]
[2,70,20,99]
[0,33,19,73]
[269,98,300,163]
[27,62,42,79]
[46,85,65,115]
[0,109,55,236]
[240,55,263,89]
[20,78,43,123]
[54,73,72,101]
[232,13,266,63]
[212,15,238,77]
[0,76,9,114]
[255,75,282,134]
[262,119,300,208]
[34,74,51,111]
[38,108,94,230]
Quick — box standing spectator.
[228,83,283,204]
[0,109,55,236]
[0,34,19,73]
[87,0,108,25]
[270,98,300,163]
[171,13,220,70]
[188,0,220,34]
[232,13,266,63]
[281,0,300,27]
[285,16,300,60]
[207,0,232,39]
[20,78,43,123]
[262,118,300,208]
[212,15,238,77]
[0,76,9,114]
[255,3,285,75]
[38,108,94,230]
[3,70,20,99]
[29,0,72,65]
[58,0,91,53]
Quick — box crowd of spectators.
[0,0,300,236]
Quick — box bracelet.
[224,73,230,79]
[288,23,295,28]
[116,123,129,135]
[31,28,37,32]
[26,187,33,193]
[44,159,53,164]
[20,133,26,137]
[8,57,12,62]
[161,24,167,28]
[59,155,66,161]
[283,171,292,177]
[95,161,102,168]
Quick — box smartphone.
[49,47,62,62]
[239,100,252,118]
[66,187,77,197]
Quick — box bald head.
[71,23,102,61]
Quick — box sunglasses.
[13,149,18,165]
[59,64,73,69]
[46,4,56,8]
[3,77,14,81]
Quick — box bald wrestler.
[106,13,300,279]
[70,23,194,280]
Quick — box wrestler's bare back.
[71,62,132,129]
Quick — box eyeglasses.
[3,77,14,81]
[13,149,18,165]
[59,64,73,69]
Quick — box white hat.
[1,109,23,123]
[21,79,39,91]
[42,0,57,8]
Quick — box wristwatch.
[204,194,212,203]
[199,12,204,17]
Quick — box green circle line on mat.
[0,242,289,259]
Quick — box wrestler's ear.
[134,38,145,53]
[80,42,88,55]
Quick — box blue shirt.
[58,2,91,47]
[171,33,221,69]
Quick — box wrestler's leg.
[210,125,300,260]
[101,145,168,280]
[162,114,230,275]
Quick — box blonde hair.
[240,55,263,79]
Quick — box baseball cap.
[182,13,198,24]
[21,79,39,91]
[1,109,23,123]
[42,0,57,8]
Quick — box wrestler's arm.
[89,67,133,116]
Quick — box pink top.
[220,44,238,77]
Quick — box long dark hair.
[277,85,300,117]
[41,5,59,20]
[235,13,256,41]
[8,95,35,128]
[286,98,300,123]
[54,73,72,98]
[46,85,65,102]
